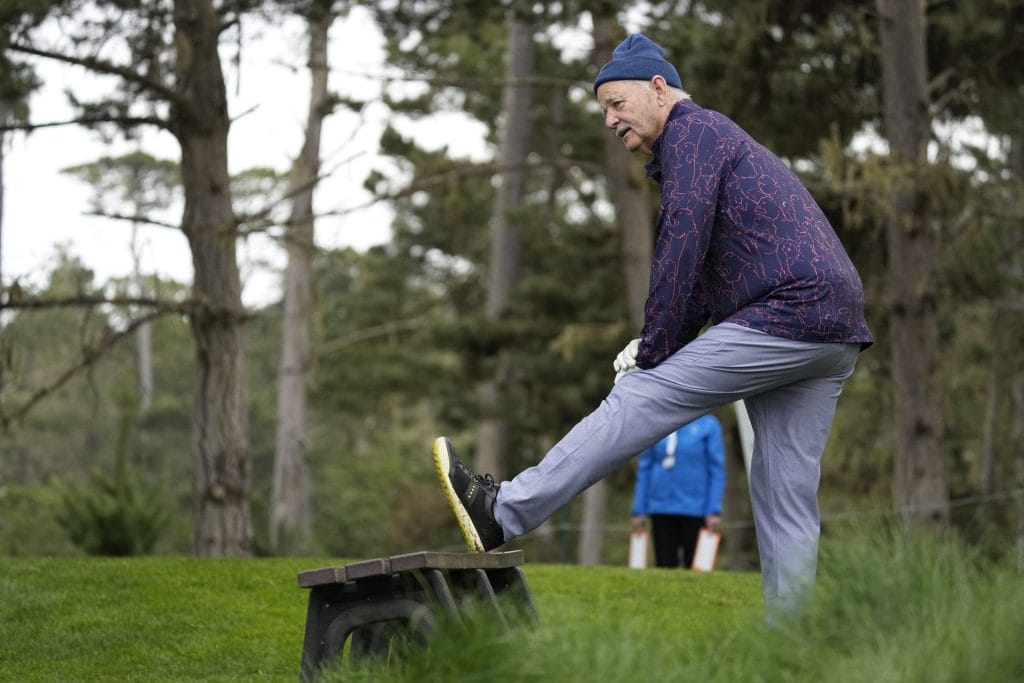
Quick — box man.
[433,33,872,612]
[632,414,726,569]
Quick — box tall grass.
[335,527,1024,682]
[760,526,1024,683]
[2,528,1020,681]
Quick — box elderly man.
[433,33,872,612]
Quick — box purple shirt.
[637,100,873,369]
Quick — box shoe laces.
[455,459,497,489]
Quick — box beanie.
[593,34,682,94]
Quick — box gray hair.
[640,80,691,102]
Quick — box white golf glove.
[613,338,641,384]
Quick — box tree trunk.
[172,0,252,556]
[577,480,606,565]
[980,348,999,495]
[135,309,154,413]
[593,16,654,324]
[575,10,656,566]
[1010,132,1024,571]
[475,10,534,480]
[1013,376,1024,572]
[875,0,948,526]
[721,401,755,569]
[270,0,334,554]
[0,100,6,291]
[129,167,154,413]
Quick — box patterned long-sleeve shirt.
[636,99,873,369]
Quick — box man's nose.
[604,111,619,129]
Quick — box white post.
[733,400,754,476]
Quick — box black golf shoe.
[433,436,504,552]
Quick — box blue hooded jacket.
[631,414,726,518]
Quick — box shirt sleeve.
[636,117,737,369]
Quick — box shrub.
[55,414,167,556]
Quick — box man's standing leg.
[743,345,859,612]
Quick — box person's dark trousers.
[651,514,704,568]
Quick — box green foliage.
[0,257,195,555]
[55,411,168,556]
[1,252,113,467]
[745,527,1024,682]
[231,165,290,229]
[5,0,1024,566]
[5,0,179,142]
[358,2,633,492]
[1,508,1021,682]
[372,2,508,126]
[643,0,881,158]
[0,57,38,120]
[329,529,1024,682]
[55,472,167,557]
[927,0,1024,132]
[0,483,70,556]
[61,151,180,217]
[0,553,754,682]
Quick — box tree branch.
[0,295,258,429]
[323,156,602,218]
[0,308,171,430]
[0,292,257,328]
[0,115,169,133]
[333,69,579,90]
[319,316,431,355]
[7,41,187,112]
[0,293,196,313]
[82,210,181,231]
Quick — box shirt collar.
[644,99,702,182]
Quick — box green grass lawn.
[2,529,1022,682]
[1,556,313,681]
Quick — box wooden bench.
[298,550,537,680]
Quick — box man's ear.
[650,74,669,102]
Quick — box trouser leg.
[678,515,704,568]
[650,515,683,568]
[495,326,739,538]
[494,323,860,544]
[744,356,857,612]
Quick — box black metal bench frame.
[298,550,536,680]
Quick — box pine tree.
[3,0,268,555]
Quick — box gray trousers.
[493,322,860,610]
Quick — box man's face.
[596,79,666,156]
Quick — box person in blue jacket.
[632,415,726,568]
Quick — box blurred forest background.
[0,0,1022,571]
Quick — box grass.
[2,529,1022,682]
[0,557,312,681]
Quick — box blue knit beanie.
[593,34,682,94]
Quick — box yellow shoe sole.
[433,437,485,553]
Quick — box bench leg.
[300,596,435,681]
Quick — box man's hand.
[705,515,721,532]
[631,515,647,531]
[613,338,641,383]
